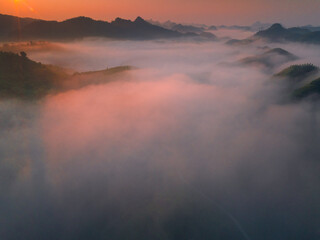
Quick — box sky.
[1,0,320,26]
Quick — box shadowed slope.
[238,48,298,70]
[0,14,194,40]
[0,52,132,99]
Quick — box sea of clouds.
[1,36,320,240]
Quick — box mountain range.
[226,23,320,45]
[217,21,271,32]
[147,20,272,34]
[147,20,206,34]
[254,23,320,44]
[0,14,203,41]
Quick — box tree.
[20,51,27,58]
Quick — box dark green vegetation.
[274,64,320,100]
[238,48,297,70]
[293,78,320,99]
[0,51,131,100]
[0,51,68,99]
[275,64,319,79]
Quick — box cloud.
[0,39,320,240]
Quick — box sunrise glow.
[1,0,319,25]
[13,0,35,13]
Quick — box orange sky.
[1,0,320,25]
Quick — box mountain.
[272,64,320,100]
[64,66,132,90]
[293,78,320,99]
[218,25,251,31]
[253,23,320,44]
[238,48,298,70]
[227,23,320,46]
[225,38,254,46]
[170,24,205,34]
[275,64,319,80]
[0,14,198,40]
[0,14,37,38]
[254,23,301,41]
[0,51,68,99]
[0,41,66,53]
[0,51,132,99]
[250,21,272,31]
[300,25,320,32]
[208,25,217,30]
[273,64,319,92]
[217,22,271,32]
[147,19,209,34]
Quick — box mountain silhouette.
[227,23,320,45]
[293,78,320,99]
[0,14,199,40]
[0,14,37,39]
[238,47,298,70]
[275,64,319,80]
[147,19,211,35]
[0,51,132,99]
[272,63,320,100]
[254,23,320,44]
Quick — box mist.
[1,37,320,240]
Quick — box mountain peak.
[134,16,147,24]
[254,23,287,39]
[63,16,94,23]
[112,17,132,24]
[269,23,285,31]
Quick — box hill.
[63,66,133,90]
[275,64,319,80]
[293,78,320,99]
[238,48,298,70]
[0,51,132,99]
[273,64,320,100]
[0,51,68,99]
[0,41,66,53]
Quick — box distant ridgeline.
[254,24,320,44]
[274,64,320,100]
[227,23,320,45]
[0,14,215,41]
[238,47,298,70]
[0,51,132,100]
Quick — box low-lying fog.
[1,36,320,240]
